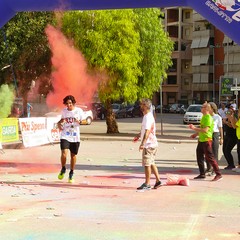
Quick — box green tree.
[134,8,173,97]
[62,10,141,133]
[0,12,54,114]
[62,9,173,133]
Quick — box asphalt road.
[1,112,240,240]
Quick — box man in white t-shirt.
[218,102,228,137]
[218,102,228,120]
[150,104,156,119]
[134,98,161,190]
[57,95,84,183]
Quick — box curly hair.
[140,98,152,110]
[63,95,76,105]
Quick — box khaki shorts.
[142,147,157,166]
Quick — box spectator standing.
[135,98,161,190]
[228,106,240,172]
[150,104,156,119]
[205,102,223,175]
[222,104,238,170]
[218,102,228,119]
[218,102,228,137]
[189,102,222,181]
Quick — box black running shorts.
[60,139,80,155]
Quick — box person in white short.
[134,98,161,190]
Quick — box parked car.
[75,104,93,125]
[179,104,188,114]
[91,102,106,120]
[126,102,143,117]
[112,103,129,118]
[169,103,183,113]
[155,105,170,113]
[183,104,202,125]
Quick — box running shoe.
[193,174,206,179]
[58,167,66,180]
[153,181,162,189]
[205,169,214,176]
[224,165,235,170]
[211,174,223,182]
[232,165,240,172]
[68,172,74,183]
[137,183,151,190]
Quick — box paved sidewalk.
[0,137,240,240]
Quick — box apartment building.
[156,8,240,107]
[155,7,193,106]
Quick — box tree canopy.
[0,12,54,97]
[61,9,173,133]
[0,9,173,133]
[62,9,173,104]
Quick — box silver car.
[183,104,203,125]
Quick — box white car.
[76,104,93,125]
[183,104,203,125]
[45,105,93,125]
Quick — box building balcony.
[192,29,214,38]
[181,85,192,91]
[172,49,192,59]
[193,12,206,22]
[162,84,180,92]
[192,83,213,91]
[192,65,213,73]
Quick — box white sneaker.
[232,166,240,172]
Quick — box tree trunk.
[105,100,119,134]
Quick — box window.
[184,78,190,85]
[185,28,190,37]
[191,39,200,48]
[192,55,209,66]
[199,37,209,48]
[200,55,209,65]
[192,56,201,66]
[185,12,190,19]
[167,76,177,84]
[193,73,209,83]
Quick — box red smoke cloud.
[45,25,99,108]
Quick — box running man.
[57,95,84,183]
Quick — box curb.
[1,135,197,149]
[81,135,197,144]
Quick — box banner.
[189,1,240,45]
[46,117,61,143]
[19,117,50,147]
[0,118,19,143]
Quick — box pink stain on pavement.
[45,25,100,108]
[0,161,58,174]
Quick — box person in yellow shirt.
[229,107,240,172]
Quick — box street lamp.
[159,79,163,136]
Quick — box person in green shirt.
[189,102,222,181]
